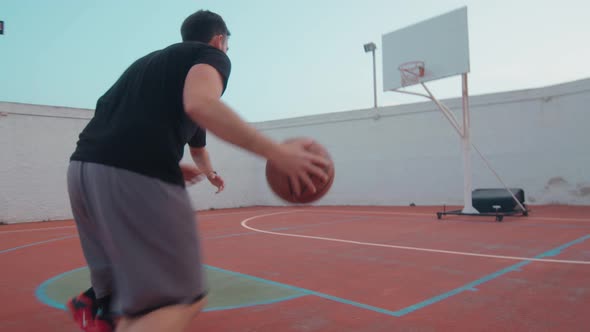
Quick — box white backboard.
[382,6,470,91]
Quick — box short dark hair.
[181,10,230,43]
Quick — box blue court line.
[202,294,306,312]
[35,266,309,313]
[0,235,76,254]
[35,235,590,318]
[35,266,87,310]
[203,265,404,316]
[391,234,590,316]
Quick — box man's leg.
[66,161,115,330]
[82,162,208,332]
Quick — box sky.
[1,0,589,122]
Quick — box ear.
[209,35,224,50]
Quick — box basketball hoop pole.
[396,69,478,214]
[461,73,478,213]
[399,76,529,217]
[415,75,479,214]
[381,6,527,221]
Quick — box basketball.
[265,138,335,204]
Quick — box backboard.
[381,6,470,91]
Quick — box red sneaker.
[67,292,115,332]
[67,292,95,331]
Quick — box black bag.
[472,188,525,213]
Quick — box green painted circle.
[39,266,304,312]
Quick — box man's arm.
[190,146,224,193]
[189,146,214,176]
[182,63,330,195]
[183,64,281,160]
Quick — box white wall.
[1,78,589,223]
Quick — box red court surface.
[1,205,590,331]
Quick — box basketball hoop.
[398,61,425,87]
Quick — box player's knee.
[115,295,208,332]
[181,294,207,317]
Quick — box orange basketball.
[265,138,335,204]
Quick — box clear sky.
[1,0,588,122]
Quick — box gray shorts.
[67,161,206,317]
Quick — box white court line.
[2,206,585,235]
[240,211,590,265]
[199,208,280,218]
[0,208,278,234]
[0,235,77,254]
[0,226,76,234]
[308,209,432,217]
[308,208,590,222]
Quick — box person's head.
[181,10,230,53]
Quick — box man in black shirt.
[66,9,329,332]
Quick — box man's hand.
[206,171,225,194]
[268,138,331,197]
[180,163,204,186]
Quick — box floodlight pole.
[364,42,378,108]
[371,49,377,108]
